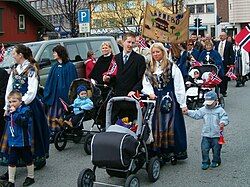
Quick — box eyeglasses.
[188,44,193,46]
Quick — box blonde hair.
[149,43,170,72]
[204,40,213,47]
[7,90,22,101]
[101,42,113,55]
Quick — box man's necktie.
[219,41,224,58]
[124,54,128,64]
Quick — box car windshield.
[0,43,42,68]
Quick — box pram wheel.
[147,157,160,182]
[219,94,225,108]
[54,131,67,151]
[77,168,95,187]
[125,174,140,187]
[72,128,83,143]
[170,156,177,165]
[84,133,93,155]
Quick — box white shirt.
[142,63,187,108]
[4,60,38,110]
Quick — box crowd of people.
[0,31,249,186]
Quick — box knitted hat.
[77,85,87,94]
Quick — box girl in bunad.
[142,43,188,164]
[0,45,50,181]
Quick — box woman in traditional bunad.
[42,45,78,142]
[0,45,50,181]
[142,42,188,164]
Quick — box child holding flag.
[183,91,229,170]
[63,85,93,127]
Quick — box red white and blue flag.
[136,36,148,48]
[130,91,144,108]
[103,56,117,76]
[0,43,5,63]
[191,58,202,67]
[235,23,250,52]
[209,71,222,85]
[226,67,237,80]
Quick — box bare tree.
[90,0,144,35]
[47,0,89,37]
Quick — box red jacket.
[85,57,96,80]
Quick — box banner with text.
[142,2,190,43]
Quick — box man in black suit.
[103,32,146,122]
[191,32,203,53]
[214,32,235,97]
[0,68,9,138]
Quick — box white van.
[1,36,120,86]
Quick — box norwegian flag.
[191,58,202,67]
[0,43,5,62]
[235,24,250,52]
[130,91,144,108]
[103,56,117,76]
[209,71,222,85]
[136,36,148,48]
[59,98,69,112]
[226,67,237,80]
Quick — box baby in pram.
[64,85,93,127]
[185,68,203,87]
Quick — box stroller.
[185,64,225,109]
[54,78,113,154]
[77,97,160,187]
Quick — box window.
[147,0,156,6]
[93,4,103,12]
[107,2,116,11]
[93,19,102,28]
[188,5,195,14]
[125,17,135,26]
[124,1,136,9]
[108,18,116,27]
[19,14,25,31]
[197,4,204,13]
[206,3,214,13]
[41,0,47,9]
[53,15,59,24]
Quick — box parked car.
[1,36,120,86]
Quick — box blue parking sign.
[78,10,89,23]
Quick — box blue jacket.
[71,96,93,115]
[42,61,78,105]
[6,103,33,147]
[187,103,229,138]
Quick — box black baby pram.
[186,64,225,109]
[54,78,113,154]
[77,97,160,187]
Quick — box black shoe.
[34,160,46,170]
[23,177,35,186]
[5,182,15,187]
[222,93,227,97]
[0,172,8,181]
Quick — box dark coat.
[112,51,146,96]
[0,68,8,109]
[214,40,235,72]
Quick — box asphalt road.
[1,80,250,187]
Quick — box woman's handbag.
[160,92,173,113]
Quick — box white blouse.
[142,63,187,108]
[4,60,38,110]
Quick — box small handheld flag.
[0,43,5,63]
[59,98,69,112]
[209,71,222,85]
[226,67,237,80]
[136,36,148,49]
[103,56,117,76]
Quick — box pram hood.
[106,97,143,136]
